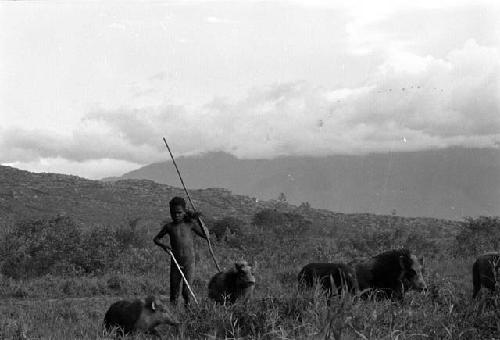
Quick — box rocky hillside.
[0,165,462,241]
[0,165,256,228]
[107,147,500,220]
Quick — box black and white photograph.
[1,0,499,338]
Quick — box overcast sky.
[1,0,499,179]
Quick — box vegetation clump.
[0,216,147,279]
[453,216,500,257]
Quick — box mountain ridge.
[104,147,500,220]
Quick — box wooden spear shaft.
[162,137,222,272]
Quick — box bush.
[403,231,440,258]
[252,210,311,235]
[453,216,500,257]
[274,212,312,235]
[0,216,125,278]
[211,216,244,241]
[252,209,288,227]
[337,226,439,258]
[0,216,81,279]
[114,219,148,250]
[337,229,395,258]
[73,225,120,274]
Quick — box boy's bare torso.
[164,222,197,261]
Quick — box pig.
[352,248,427,300]
[103,295,179,337]
[472,252,500,298]
[298,262,359,297]
[208,260,256,304]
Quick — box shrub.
[211,216,244,241]
[337,229,396,258]
[252,210,311,235]
[252,209,288,227]
[73,225,120,274]
[403,231,440,258]
[274,212,312,235]
[0,216,123,278]
[114,219,148,250]
[453,216,500,257]
[0,216,81,279]
[337,226,439,258]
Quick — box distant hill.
[0,165,257,228]
[0,165,462,240]
[105,147,500,220]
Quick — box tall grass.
[0,214,499,339]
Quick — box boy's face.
[171,205,186,223]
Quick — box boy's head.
[169,197,186,223]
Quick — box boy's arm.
[192,218,209,240]
[153,224,172,251]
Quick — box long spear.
[162,137,222,272]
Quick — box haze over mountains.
[106,147,500,220]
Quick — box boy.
[154,196,208,305]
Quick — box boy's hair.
[169,196,202,222]
[169,196,186,213]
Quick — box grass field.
[1,214,499,339]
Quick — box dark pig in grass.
[472,252,500,298]
[353,248,427,300]
[208,260,256,304]
[298,262,359,297]
[103,295,179,337]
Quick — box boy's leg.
[170,258,182,304]
[181,261,195,306]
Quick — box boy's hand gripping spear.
[162,137,222,272]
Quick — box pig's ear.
[144,296,156,311]
[399,255,405,270]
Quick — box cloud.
[4,158,141,180]
[342,1,500,59]
[356,39,500,138]
[148,72,167,81]
[1,40,498,171]
[204,16,239,24]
